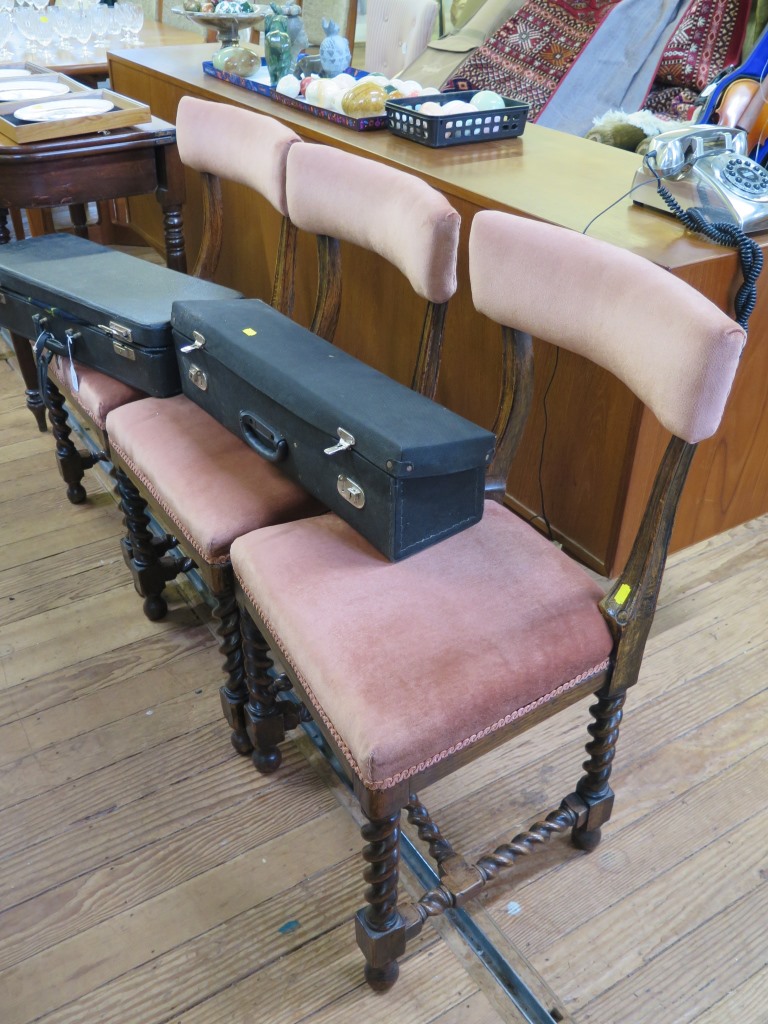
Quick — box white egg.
[313,78,343,109]
[399,80,422,94]
[417,101,443,116]
[276,74,300,98]
[304,78,323,105]
[420,86,440,95]
[333,72,356,90]
[441,99,476,114]
[472,89,504,110]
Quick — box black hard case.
[172,298,496,561]
[0,233,240,397]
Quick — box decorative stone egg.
[417,101,443,116]
[420,86,440,95]
[333,72,356,91]
[341,79,389,116]
[276,74,301,98]
[299,74,316,97]
[305,76,341,108]
[472,90,504,110]
[212,45,259,75]
[441,99,477,115]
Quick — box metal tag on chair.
[337,474,365,508]
[324,427,355,455]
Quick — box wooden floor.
[1,341,766,1024]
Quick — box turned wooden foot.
[45,379,99,503]
[356,811,406,991]
[115,469,195,621]
[364,961,399,992]
[571,825,603,852]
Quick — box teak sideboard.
[108,43,768,576]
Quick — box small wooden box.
[0,88,151,144]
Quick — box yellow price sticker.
[242,328,257,336]
[614,583,631,606]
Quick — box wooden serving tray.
[0,88,151,144]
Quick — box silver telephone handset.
[632,124,768,232]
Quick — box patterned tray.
[202,61,389,131]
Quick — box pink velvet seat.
[230,210,746,991]
[106,141,461,757]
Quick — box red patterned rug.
[643,0,750,120]
[444,0,623,121]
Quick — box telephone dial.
[632,124,768,233]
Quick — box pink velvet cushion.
[231,502,613,791]
[51,357,144,429]
[105,395,323,563]
[175,96,302,217]
[285,143,460,303]
[469,211,745,444]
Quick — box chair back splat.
[284,143,460,398]
[175,96,300,315]
[229,210,746,991]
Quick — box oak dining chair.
[34,95,298,505]
[106,142,461,759]
[228,209,746,989]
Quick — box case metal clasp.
[113,340,136,361]
[324,427,355,456]
[180,330,206,353]
[337,474,365,509]
[187,363,208,391]
[97,320,133,343]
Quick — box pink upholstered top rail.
[469,211,746,444]
[175,96,302,217]
[285,143,460,303]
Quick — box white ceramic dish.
[14,97,114,122]
[0,81,70,102]
[0,68,33,78]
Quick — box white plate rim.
[0,82,71,101]
[14,97,115,122]
[0,69,33,79]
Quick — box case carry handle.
[239,411,289,463]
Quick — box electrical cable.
[641,151,763,332]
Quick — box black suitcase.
[0,233,241,397]
[172,298,496,561]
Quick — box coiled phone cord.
[644,154,763,332]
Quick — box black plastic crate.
[385,90,528,147]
